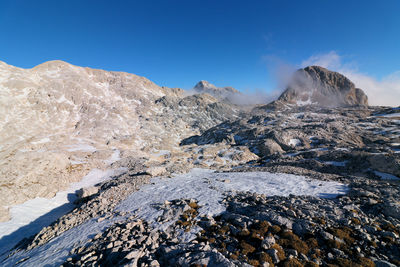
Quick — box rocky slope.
[269,66,368,108]
[0,60,240,221]
[2,105,399,267]
[0,62,399,267]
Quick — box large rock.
[257,139,284,156]
[277,66,368,107]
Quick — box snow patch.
[296,98,313,106]
[104,149,121,165]
[31,137,50,145]
[1,169,348,265]
[0,167,127,252]
[65,143,96,152]
[288,138,302,147]
[117,168,348,231]
[374,112,400,118]
[322,161,348,167]
[374,171,400,180]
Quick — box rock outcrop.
[276,66,368,107]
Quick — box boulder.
[76,186,99,199]
[257,139,284,156]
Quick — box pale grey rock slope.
[0,60,241,221]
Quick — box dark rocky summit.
[273,66,368,108]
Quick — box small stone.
[320,231,334,240]
[299,253,308,261]
[125,249,143,260]
[76,186,99,199]
[261,235,276,250]
[332,248,346,258]
[114,241,123,247]
[266,249,280,263]
[286,249,298,257]
[149,260,160,267]
[368,199,378,205]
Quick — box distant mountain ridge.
[193,80,242,103]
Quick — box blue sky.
[0,0,399,94]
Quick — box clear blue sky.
[0,0,399,92]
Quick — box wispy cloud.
[301,51,400,107]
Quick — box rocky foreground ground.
[1,105,398,267]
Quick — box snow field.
[1,168,348,266]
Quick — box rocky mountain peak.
[193,80,240,103]
[194,80,217,91]
[278,65,368,107]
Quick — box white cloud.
[301,51,400,107]
[301,51,342,70]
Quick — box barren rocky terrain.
[0,62,399,266]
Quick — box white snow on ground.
[65,143,97,152]
[104,149,121,165]
[296,98,313,106]
[374,170,400,180]
[284,147,329,157]
[117,169,348,228]
[288,138,302,147]
[0,150,125,257]
[0,169,348,266]
[31,137,51,145]
[322,161,348,167]
[0,217,119,266]
[0,168,127,255]
[151,150,171,157]
[374,112,400,118]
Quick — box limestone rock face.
[0,60,239,220]
[277,66,368,107]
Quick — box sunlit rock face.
[0,60,239,221]
[277,66,368,107]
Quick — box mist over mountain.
[276,66,368,107]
